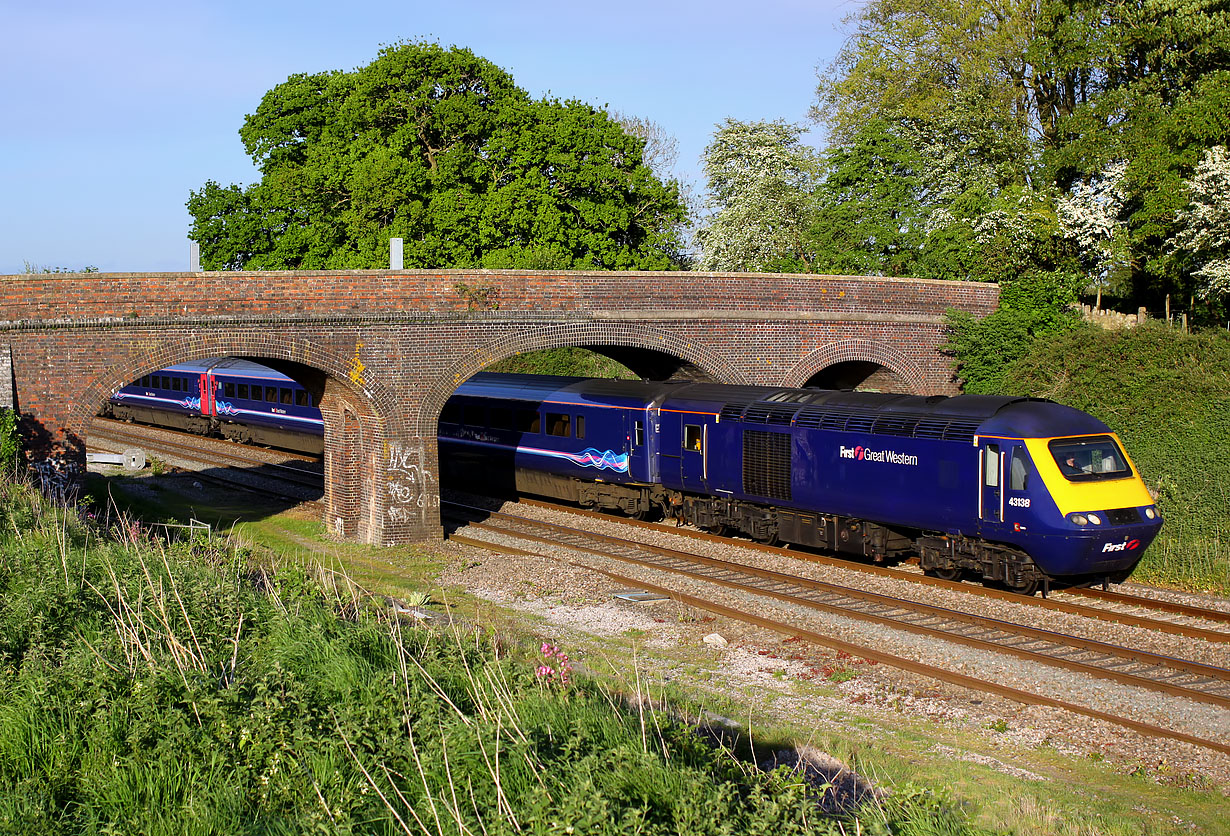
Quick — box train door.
[197,373,211,415]
[979,441,1003,525]
[626,408,657,482]
[680,420,708,492]
[1002,444,1034,531]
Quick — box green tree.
[188,42,687,271]
[808,120,926,277]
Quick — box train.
[104,362,1163,593]
[438,373,1162,594]
[102,358,325,454]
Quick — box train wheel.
[923,566,963,582]
[1004,578,1040,596]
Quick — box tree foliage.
[805,0,1230,314]
[694,119,821,272]
[188,42,688,271]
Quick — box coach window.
[295,390,310,407]
[265,386,278,402]
[223,382,235,398]
[488,407,513,431]
[575,415,585,439]
[280,388,293,405]
[237,383,249,400]
[171,377,183,392]
[463,405,486,427]
[546,412,571,438]
[684,424,703,453]
[517,410,541,434]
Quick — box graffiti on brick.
[386,441,439,524]
[31,457,83,504]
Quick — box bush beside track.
[0,478,982,835]
[1000,323,1230,592]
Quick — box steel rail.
[513,498,1230,643]
[1061,585,1230,626]
[91,421,322,488]
[576,562,1230,758]
[445,506,1230,710]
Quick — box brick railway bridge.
[0,270,998,544]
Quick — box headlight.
[1087,513,1104,525]
[1144,506,1157,520]
[1069,513,1089,526]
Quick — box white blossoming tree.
[1170,146,1230,301]
[695,119,820,272]
[1056,160,1131,305]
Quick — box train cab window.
[517,410,541,434]
[295,390,310,407]
[684,424,703,453]
[1049,436,1130,481]
[439,403,461,424]
[1010,451,1030,491]
[280,388,293,405]
[265,386,278,402]
[984,444,1000,487]
[575,415,585,440]
[223,382,236,398]
[546,413,571,438]
[237,383,249,400]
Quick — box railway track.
[89,419,324,506]
[510,498,1230,641]
[443,499,1230,756]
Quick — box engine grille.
[743,430,792,501]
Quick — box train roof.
[161,358,297,382]
[457,374,1112,441]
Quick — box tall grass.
[0,478,987,835]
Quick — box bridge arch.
[416,322,749,436]
[73,334,397,544]
[782,339,929,395]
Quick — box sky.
[0,0,860,275]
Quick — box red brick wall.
[0,269,999,544]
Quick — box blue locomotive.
[439,373,1163,593]
[103,358,324,454]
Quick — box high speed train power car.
[103,358,324,454]
[438,373,1163,593]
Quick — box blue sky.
[1,0,858,274]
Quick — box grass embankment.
[1002,323,1230,592]
[0,479,979,835]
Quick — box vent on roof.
[742,404,799,425]
[720,403,746,421]
[913,420,949,440]
[845,415,875,434]
[873,415,920,437]
[943,422,980,442]
[743,430,792,501]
